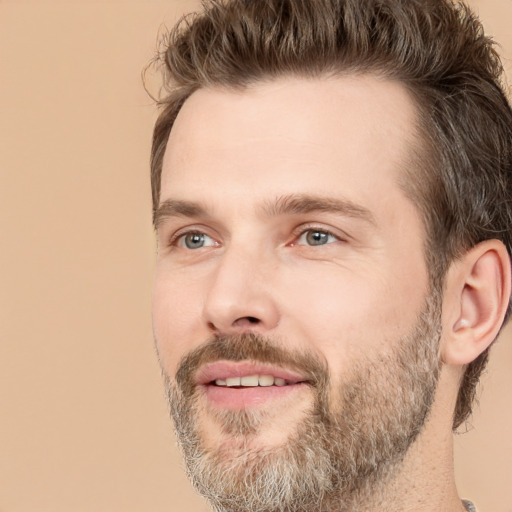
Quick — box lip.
[195,361,308,385]
[196,361,311,410]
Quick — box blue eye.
[297,229,338,246]
[178,232,216,249]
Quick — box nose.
[202,245,280,335]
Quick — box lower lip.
[203,383,309,410]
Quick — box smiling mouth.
[212,374,302,387]
[197,361,310,387]
[196,362,311,409]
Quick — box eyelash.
[291,224,344,246]
[166,225,344,250]
[168,229,217,249]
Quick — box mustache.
[175,332,330,396]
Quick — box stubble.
[160,293,442,512]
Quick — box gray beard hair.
[161,293,442,512]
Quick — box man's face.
[153,76,440,510]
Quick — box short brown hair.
[148,0,512,429]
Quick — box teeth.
[241,375,259,386]
[258,375,274,387]
[214,375,293,387]
[226,377,241,387]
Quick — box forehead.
[160,75,420,215]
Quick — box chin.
[197,398,309,455]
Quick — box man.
[149,0,512,511]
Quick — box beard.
[160,292,442,512]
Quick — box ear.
[441,240,511,366]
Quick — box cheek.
[277,269,378,362]
[278,263,426,372]
[152,268,206,375]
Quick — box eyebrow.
[154,199,209,228]
[154,194,375,228]
[261,194,376,224]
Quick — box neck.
[347,434,463,512]
[329,366,466,512]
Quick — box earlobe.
[441,240,511,366]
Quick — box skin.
[152,75,505,511]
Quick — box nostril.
[232,316,261,328]
[207,316,262,332]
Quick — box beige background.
[0,1,511,511]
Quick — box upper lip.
[195,361,309,385]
